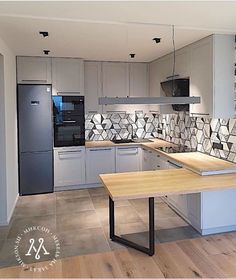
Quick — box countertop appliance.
[160,78,189,111]
[17,84,53,195]
[157,145,196,153]
[53,96,85,147]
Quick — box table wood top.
[100,169,236,201]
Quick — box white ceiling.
[0,1,235,62]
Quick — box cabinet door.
[116,147,140,173]
[175,47,190,78]
[17,56,52,84]
[54,147,85,187]
[102,62,129,97]
[86,147,115,184]
[52,58,84,95]
[142,148,153,171]
[84,61,102,114]
[190,37,213,116]
[129,63,148,97]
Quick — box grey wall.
[0,37,18,225]
[0,54,7,225]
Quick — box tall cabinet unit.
[102,62,129,112]
[84,61,102,114]
[52,58,84,95]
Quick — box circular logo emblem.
[14,226,60,272]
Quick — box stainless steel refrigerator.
[17,84,53,195]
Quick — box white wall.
[0,37,18,225]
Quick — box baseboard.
[0,219,8,226]
[0,194,19,227]
[201,225,236,235]
[54,183,103,192]
[7,193,19,224]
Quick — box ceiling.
[0,1,235,62]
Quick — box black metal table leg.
[109,196,155,256]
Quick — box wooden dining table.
[100,168,236,256]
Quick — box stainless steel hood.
[98,96,200,105]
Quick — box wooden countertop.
[85,139,174,148]
[166,152,236,175]
[85,140,115,148]
[100,168,236,201]
[85,139,236,175]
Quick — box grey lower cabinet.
[115,146,141,173]
[54,147,86,188]
[85,147,116,184]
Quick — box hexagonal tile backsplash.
[85,112,236,163]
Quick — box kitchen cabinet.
[17,56,52,84]
[52,58,84,95]
[163,158,201,229]
[102,62,129,98]
[84,61,102,114]
[116,146,141,173]
[54,147,85,188]
[142,148,153,171]
[190,34,235,118]
[102,62,129,112]
[149,55,174,114]
[129,63,149,97]
[86,147,115,184]
[149,34,234,118]
[175,47,190,78]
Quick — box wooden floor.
[1,232,236,278]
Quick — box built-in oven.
[53,96,85,147]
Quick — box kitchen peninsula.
[100,166,236,256]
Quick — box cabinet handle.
[57,92,81,95]
[21,79,47,82]
[117,147,137,150]
[89,148,112,151]
[167,160,182,168]
[190,113,210,116]
[59,150,82,153]
[62,120,76,123]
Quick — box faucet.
[127,124,134,140]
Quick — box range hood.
[99,96,200,105]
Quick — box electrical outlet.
[212,142,223,150]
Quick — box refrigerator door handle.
[62,120,76,123]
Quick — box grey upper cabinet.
[52,58,84,95]
[84,61,102,114]
[129,63,149,97]
[17,56,52,84]
[102,62,129,98]
[148,34,235,118]
[190,35,235,118]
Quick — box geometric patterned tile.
[85,111,236,163]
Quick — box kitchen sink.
[132,139,153,143]
[111,139,134,144]
[111,138,153,144]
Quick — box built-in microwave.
[53,96,85,147]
